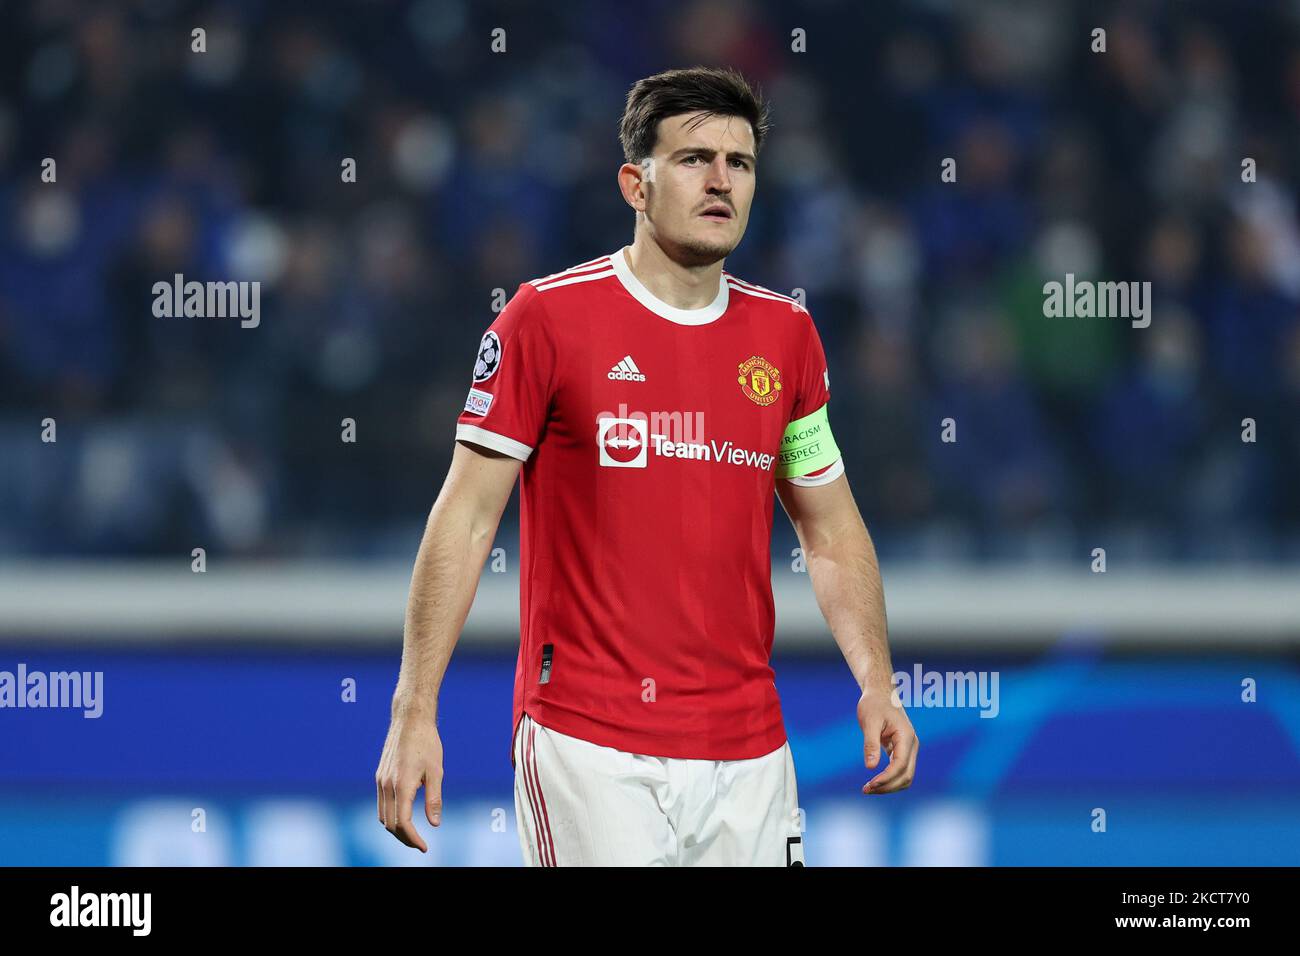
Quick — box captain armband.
[776,404,841,479]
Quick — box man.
[376,66,917,866]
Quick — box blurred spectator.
[1,0,1297,561]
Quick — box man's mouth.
[700,205,732,221]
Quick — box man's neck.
[624,237,724,311]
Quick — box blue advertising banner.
[1,647,1298,865]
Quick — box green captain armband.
[776,405,840,478]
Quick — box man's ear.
[618,161,651,214]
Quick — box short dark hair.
[619,66,771,166]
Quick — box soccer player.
[376,66,917,866]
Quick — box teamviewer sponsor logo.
[650,434,776,471]
[597,417,647,467]
[594,412,774,472]
[608,355,646,382]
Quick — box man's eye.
[683,155,748,169]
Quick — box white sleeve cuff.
[783,457,844,487]
[455,423,533,461]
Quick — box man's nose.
[705,155,733,192]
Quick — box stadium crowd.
[2,0,1298,561]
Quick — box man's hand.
[776,474,916,795]
[858,686,918,794]
[373,440,522,852]
[375,704,443,852]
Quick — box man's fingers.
[863,729,910,792]
[425,774,443,828]
[377,765,441,850]
[389,813,422,851]
[862,717,885,769]
[863,759,904,793]
[375,751,391,825]
[394,820,428,852]
[375,717,443,851]
[382,777,398,830]
[864,730,918,794]
[394,784,429,853]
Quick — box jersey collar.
[609,246,729,326]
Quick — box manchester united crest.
[737,355,782,406]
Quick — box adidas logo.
[607,355,646,382]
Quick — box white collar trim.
[609,246,729,325]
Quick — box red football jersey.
[456,246,843,761]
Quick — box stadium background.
[2,0,1299,865]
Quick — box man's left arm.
[776,475,919,795]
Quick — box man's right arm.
[375,439,522,851]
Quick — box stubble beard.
[670,226,736,267]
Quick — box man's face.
[635,111,756,265]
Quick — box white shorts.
[512,711,805,866]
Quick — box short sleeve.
[455,283,556,461]
[780,311,844,486]
[790,310,832,422]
